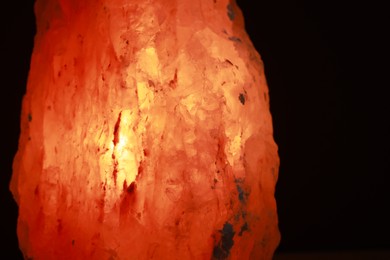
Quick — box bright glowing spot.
[137,81,154,111]
[138,47,159,78]
[112,110,141,190]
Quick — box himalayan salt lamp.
[11,0,280,259]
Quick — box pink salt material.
[11,0,280,259]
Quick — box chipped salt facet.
[11,0,280,259]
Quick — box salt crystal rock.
[11,0,280,259]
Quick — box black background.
[1,0,389,258]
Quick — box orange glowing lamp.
[11,0,280,259]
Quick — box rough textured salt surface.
[11,0,280,259]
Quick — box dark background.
[1,0,389,258]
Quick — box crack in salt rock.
[126,181,136,193]
[238,93,245,105]
[224,59,233,66]
[168,69,178,89]
[215,134,228,174]
[112,161,119,186]
[112,112,122,185]
[113,112,122,147]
